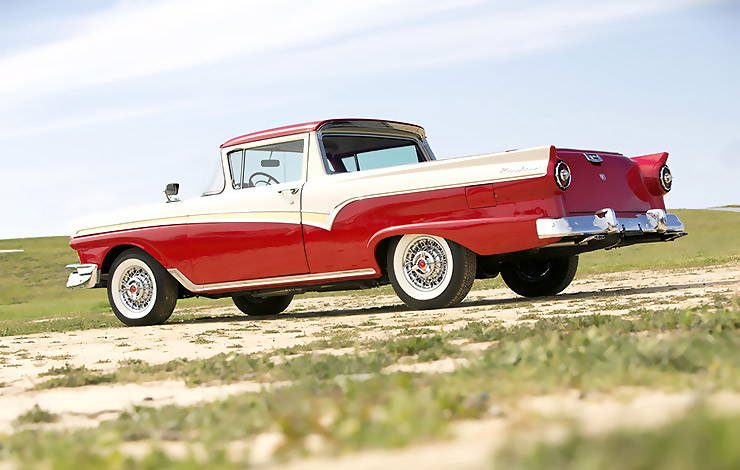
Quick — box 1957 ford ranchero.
[66,118,686,326]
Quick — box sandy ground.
[1,263,738,466]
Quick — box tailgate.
[556,148,651,215]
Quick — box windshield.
[201,155,226,196]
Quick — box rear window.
[322,135,425,174]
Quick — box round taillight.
[659,164,672,192]
[554,160,571,190]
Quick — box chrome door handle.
[278,187,300,205]
[278,188,300,195]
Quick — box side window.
[340,156,359,172]
[227,150,244,189]
[228,140,304,189]
[356,146,420,171]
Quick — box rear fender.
[368,220,487,255]
[631,152,669,197]
[366,216,547,259]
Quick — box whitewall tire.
[388,235,476,310]
[108,249,178,326]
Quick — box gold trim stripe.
[301,211,330,226]
[75,211,303,237]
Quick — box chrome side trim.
[168,268,378,293]
[65,263,99,288]
[536,208,686,239]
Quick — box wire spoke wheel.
[118,265,155,313]
[402,236,449,292]
[388,234,476,309]
[108,249,177,326]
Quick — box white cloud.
[0,102,193,139]
[291,0,716,74]
[0,0,714,105]
[0,0,480,102]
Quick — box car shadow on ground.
[171,278,736,326]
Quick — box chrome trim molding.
[168,268,378,293]
[65,263,99,288]
[536,208,686,239]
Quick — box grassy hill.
[1,209,738,329]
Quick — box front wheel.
[388,235,476,310]
[108,249,178,326]
[232,294,293,316]
[500,255,578,298]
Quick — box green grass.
[1,210,738,334]
[35,364,116,389]
[575,209,740,273]
[33,297,740,393]
[495,406,740,470]
[13,406,59,426]
[4,301,739,468]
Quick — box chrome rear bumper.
[65,263,99,288]
[536,208,686,239]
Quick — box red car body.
[66,118,685,325]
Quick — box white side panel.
[302,144,553,229]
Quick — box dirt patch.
[0,263,738,447]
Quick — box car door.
[183,134,309,286]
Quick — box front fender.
[69,226,187,273]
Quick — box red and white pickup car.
[66,118,686,326]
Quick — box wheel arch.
[367,221,481,262]
[101,243,163,276]
[373,236,400,277]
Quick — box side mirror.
[261,159,280,168]
[164,183,180,202]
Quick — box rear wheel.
[501,255,578,297]
[232,294,293,316]
[388,234,476,310]
[108,249,178,326]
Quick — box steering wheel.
[247,172,280,187]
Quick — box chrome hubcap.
[403,237,448,291]
[119,266,154,312]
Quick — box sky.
[0,0,738,239]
